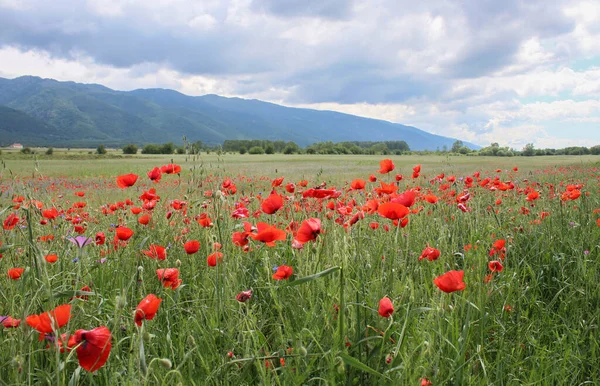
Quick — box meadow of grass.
[0,153,599,385]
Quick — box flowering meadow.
[1,154,599,385]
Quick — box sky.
[0,0,599,149]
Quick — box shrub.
[122,144,138,154]
[96,145,107,155]
[248,146,265,155]
[21,147,33,154]
[160,143,175,154]
[142,144,160,154]
[45,147,54,155]
[239,146,247,155]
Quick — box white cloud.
[1,0,599,150]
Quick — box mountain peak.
[0,76,479,150]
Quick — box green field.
[1,154,599,385]
[2,151,598,177]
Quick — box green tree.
[451,140,464,153]
[45,147,54,155]
[122,144,138,154]
[283,142,299,154]
[142,144,160,154]
[265,143,275,154]
[248,146,264,154]
[239,146,247,155]
[190,140,203,154]
[590,145,600,155]
[522,143,535,156]
[159,143,175,154]
[96,145,107,155]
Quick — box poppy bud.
[116,295,127,309]
[158,358,172,369]
[298,346,308,356]
[336,358,345,375]
[176,259,182,267]
[187,335,196,347]
[138,266,144,273]
[143,331,153,342]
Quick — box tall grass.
[0,155,599,385]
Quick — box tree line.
[103,139,600,157]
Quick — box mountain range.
[0,76,479,150]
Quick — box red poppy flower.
[74,326,112,372]
[95,232,106,245]
[250,222,287,247]
[1,316,21,328]
[369,174,377,182]
[377,202,409,221]
[161,164,181,174]
[231,203,249,218]
[142,244,167,260]
[8,267,25,280]
[296,218,321,244]
[115,227,134,241]
[116,173,138,188]
[424,194,438,204]
[350,179,366,190]
[77,285,92,301]
[3,213,19,230]
[433,270,466,293]
[42,208,59,220]
[493,239,506,249]
[272,265,293,280]
[138,214,151,225]
[156,268,182,289]
[196,213,213,227]
[378,297,394,317]
[261,191,284,214]
[272,177,284,187]
[392,190,416,207]
[489,239,507,259]
[44,254,58,263]
[236,289,253,302]
[488,260,504,272]
[147,167,162,182]
[302,188,341,199]
[568,190,581,200]
[26,304,72,334]
[378,159,395,174]
[419,246,440,261]
[183,240,200,254]
[526,191,540,201]
[207,252,224,267]
[375,182,397,195]
[134,294,162,326]
[285,183,296,193]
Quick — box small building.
[10,143,24,149]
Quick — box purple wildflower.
[67,235,94,248]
